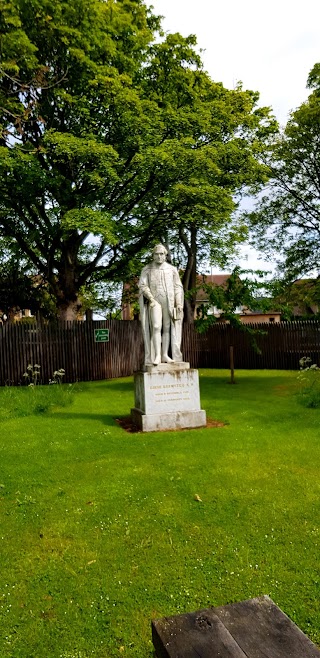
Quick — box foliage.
[0,371,320,657]
[0,381,74,417]
[266,277,320,321]
[49,367,66,385]
[195,268,264,326]
[0,0,277,319]
[0,237,57,320]
[22,363,65,386]
[22,362,41,385]
[296,356,320,408]
[79,280,123,319]
[247,62,320,281]
[0,364,72,417]
[193,267,273,353]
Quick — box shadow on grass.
[53,411,119,426]
[77,380,133,392]
[200,372,296,391]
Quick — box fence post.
[230,345,236,384]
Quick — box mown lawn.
[0,369,319,657]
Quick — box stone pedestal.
[131,362,206,432]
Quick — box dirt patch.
[206,418,226,428]
[273,384,293,396]
[115,416,226,433]
[115,416,140,433]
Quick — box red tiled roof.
[198,274,231,286]
[196,274,231,301]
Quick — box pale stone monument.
[131,244,206,431]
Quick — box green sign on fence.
[94,328,109,343]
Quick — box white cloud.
[151,0,320,125]
[151,0,320,271]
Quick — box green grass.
[0,383,75,419]
[0,369,320,657]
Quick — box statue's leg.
[161,305,173,363]
[171,319,183,362]
[150,302,162,365]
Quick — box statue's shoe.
[162,355,174,363]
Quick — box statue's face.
[153,247,167,265]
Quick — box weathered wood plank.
[152,596,320,658]
[152,608,247,658]
[214,596,320,658]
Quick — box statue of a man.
[139,244,184,366]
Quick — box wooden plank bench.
[152,595,320,658]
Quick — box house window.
[269,317,275,323]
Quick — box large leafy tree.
[0,0,277,320]
[247,63,320,284]
[0,238,54,319]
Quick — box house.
[194,274,240,318]
[0,307,33,323]
[195,274,281,324]
[290,279,320,318]
[121,272,281,323]
[238,308,281,324]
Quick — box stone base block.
[133,367,203,415]
[142,362,190,373]
[131,408,207,432]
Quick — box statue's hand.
[171,305,183,320]
[149,299,158,308]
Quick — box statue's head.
[152,244,167,264]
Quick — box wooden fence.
[182,321,320,371]
[0,320,143,385]
[0,320,320,385]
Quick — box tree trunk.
[7,307,18,323]
[55,242,83,321]
[57,298,82,321]
[180,226,197,324]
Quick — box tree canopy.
[247,63,320,284]
[0,237,53,318]
[0,0,277,319]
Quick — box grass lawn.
[0,369,320,657]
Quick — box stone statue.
[139,244,184,366]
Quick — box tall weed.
[0,365,75,419]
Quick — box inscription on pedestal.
[151,381,193,404]
[132,364,206,432]
[134,369,201,415]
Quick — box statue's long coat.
[139,262,184,364]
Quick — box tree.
[247,63,320,282]
[267,277,320,320]
[0,0,277,320]
[0,238,54,319]
[194,267,272,330]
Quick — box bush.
[297,357,320,408]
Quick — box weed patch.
[0,383,75,419]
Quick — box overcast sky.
[151,0,320,126]
[150,0,320,272]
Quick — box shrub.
[297,357,320,408]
